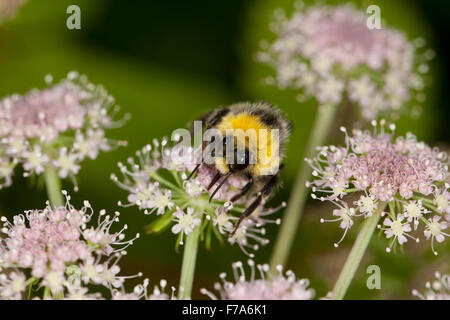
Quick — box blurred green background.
[0,0,448,299]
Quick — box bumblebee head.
[212,134,258,175]
[228,147,251,172]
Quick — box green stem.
[25,277,38,300]
[151,173,180,191]
[27,283,33,300]
[270,104,338,272]
[145,213,174,234]
[53,291,64,300]
[331,202,387,300]
[178,220,201,299]
[44,167,64,208]
[43,286,51,299]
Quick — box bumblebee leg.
[186,163,201,180]
[209,171,233,202]
[207,171,222,190]
[230,172,279,237]
[230,195,262,237]
[230,177,253,203]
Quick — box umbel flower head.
[0,72,128,190]
[0,191,145,300]
[111,278,178,300]
[258,3,433,119]
[201,260,315,300]
[0,0,26,23]
[307,120,449,254]
[412,272,450,300]
[111,139,285,257]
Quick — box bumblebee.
[187,102,291,236]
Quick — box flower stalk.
[331,202,387,300]
[270,104,337,272]
[43,286,51,299]
[178,214,202,299]
[43,166,64,208]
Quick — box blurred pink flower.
[0,0,26,23]
[201,260,315,300]
[412,272,450,300]
[259,4,433,119]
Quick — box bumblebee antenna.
[209,171,233,203]
[186,163,201,180]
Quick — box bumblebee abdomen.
[217,112,269,133]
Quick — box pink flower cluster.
[308,121,449,253]
[201,260,315,300]
[111,139,284,257]
[258,4,432,119]
[0,72,127,190]
[0,192,143,299]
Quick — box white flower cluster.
[111,140,285,257]
[412,272,450,300]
